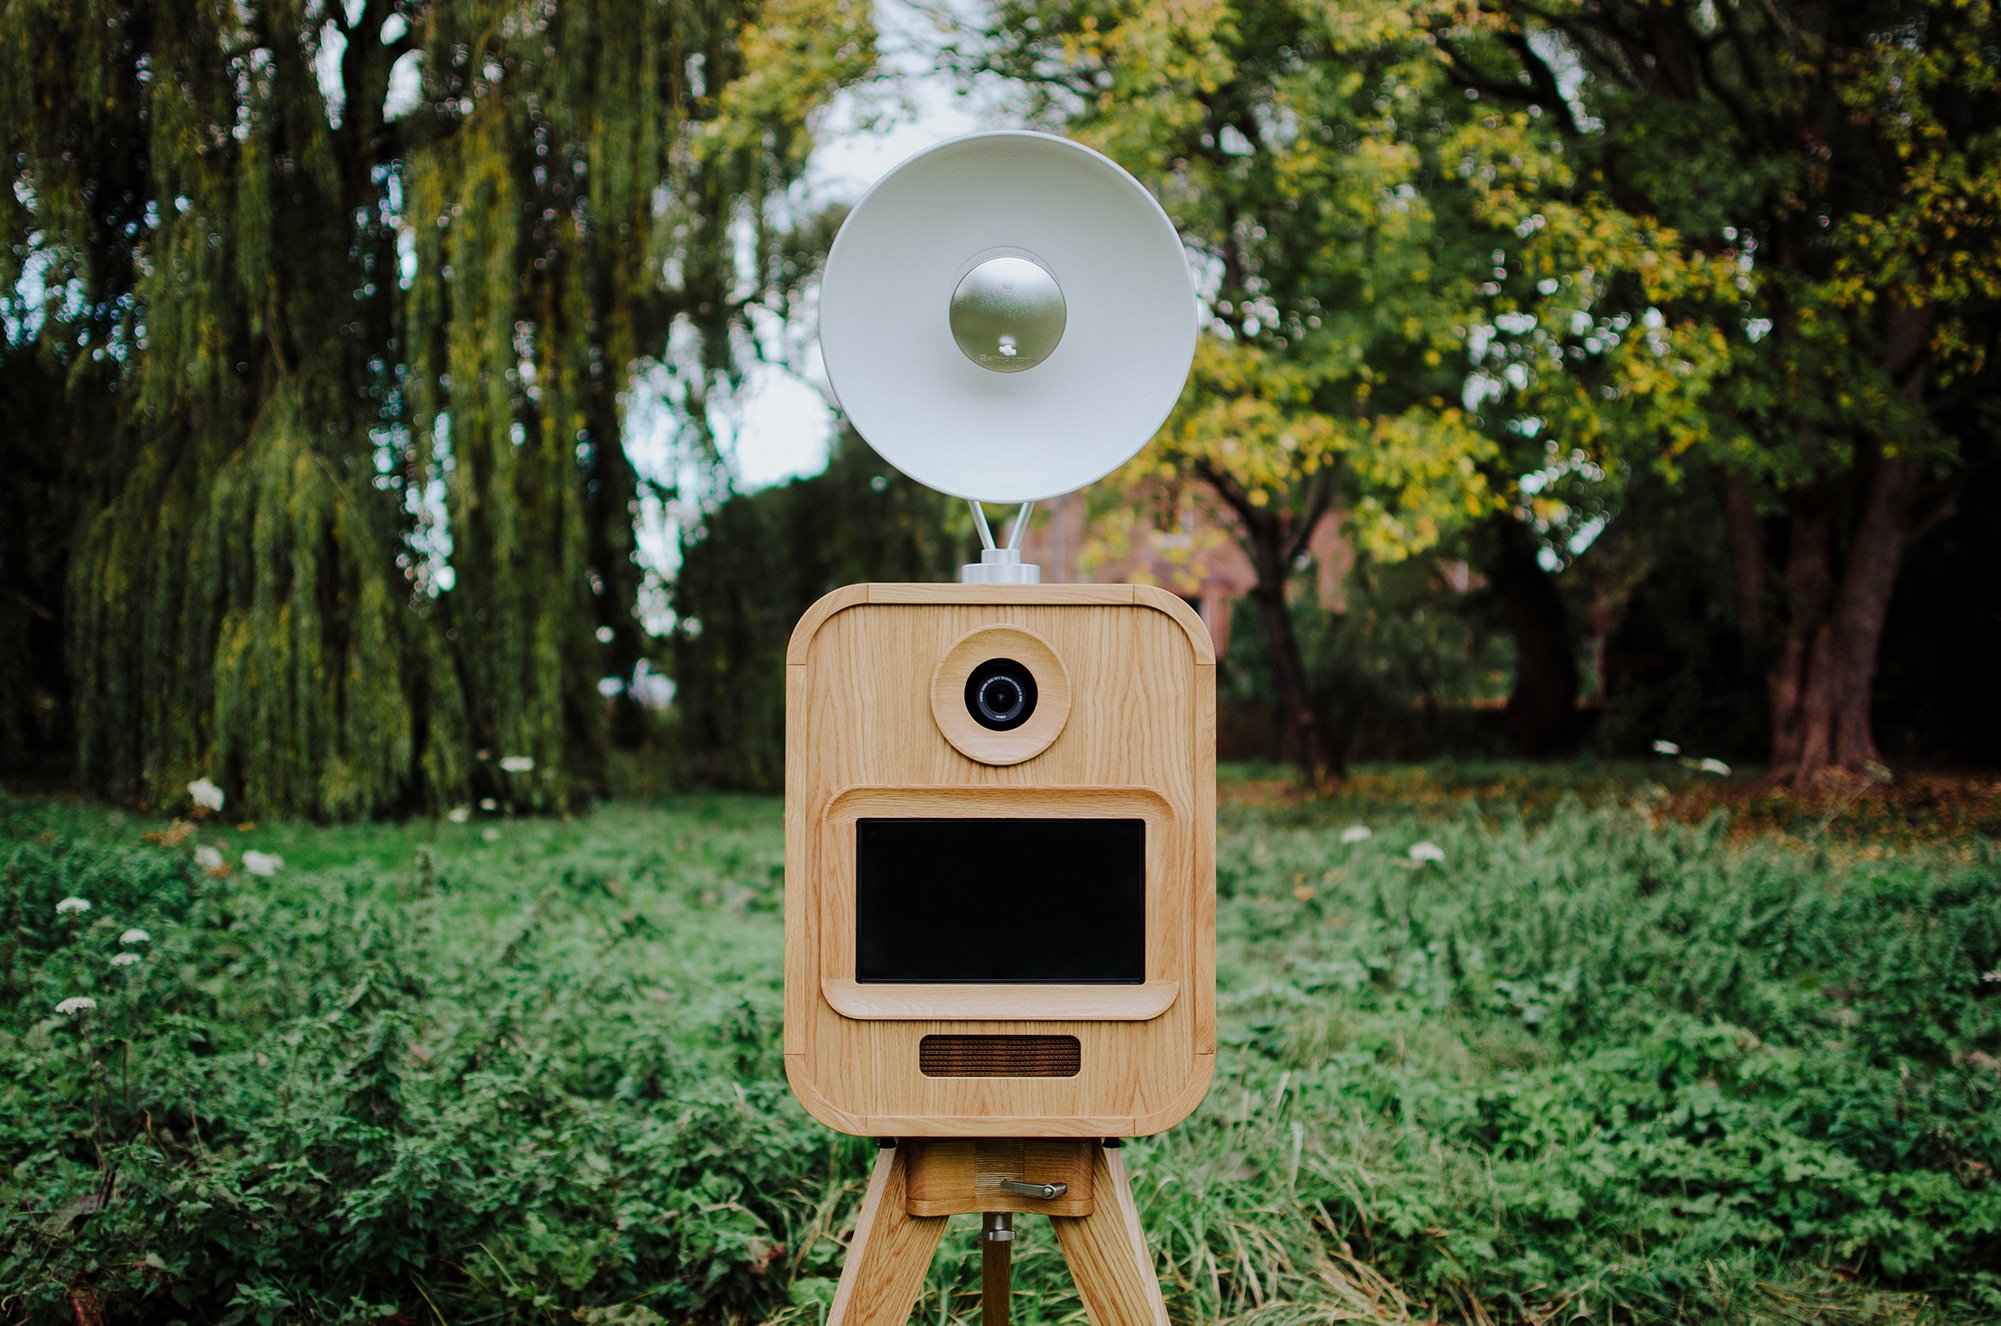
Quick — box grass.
[2,766,1997,1324]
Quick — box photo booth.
[787,131,1212,1326]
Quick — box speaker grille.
[919,1034,1081,1078]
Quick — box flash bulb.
[950,256,1066,374]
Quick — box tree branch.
[1500,30,1587,137]
[1191,457,1254,522]
[1282,468,1336,567]
[1905,477,1962,546]
[1501,0,1647,88]
[1435,40,1552,110]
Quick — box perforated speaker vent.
[919,1034,1081,1078]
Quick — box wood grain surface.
[824,1140,1169,1326]
[784,584,1216,1138]
[902,1138,1097,1217]
[825,1146,947,1326]
[1052,1145,1171,1326]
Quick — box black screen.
[855,818,1145,983]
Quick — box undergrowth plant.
[1,778,1995,1323]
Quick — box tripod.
[826,1138,1168,1326]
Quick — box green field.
[3,772,1997,1323]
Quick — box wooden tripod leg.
[827,1145,948,1326]
[1051,1145,1169,1326]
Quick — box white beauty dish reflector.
[819,131,1197,505]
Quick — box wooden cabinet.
[784,584,1216,1138]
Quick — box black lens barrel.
[964,658,1039,731]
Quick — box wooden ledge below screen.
[821,978,1180,1022]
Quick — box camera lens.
[965,658,1038,731]
[979,675,1024,720]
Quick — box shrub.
[2,784,1994,1322]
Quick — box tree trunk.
[1764,496,1833,779]
[1720,474,1766,650]
[1765,454,1919,787]
[1248,533,1342,788]
[1766,294,1935,789]
[1483,516,1579,756]
[583,384,650,753]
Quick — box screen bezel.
[812,784,1185,1023]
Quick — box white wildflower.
[1698,757,1731,776]
[241,850,284,877]
[479,798,498,811]
[1981,970,1999,984]
[1339,824,1373,844]
[1652,740,1681,756]
[119,928,150,945]
[111,952,142,967]
[447,806,471,824]
[187,777,226,812]
[481,827,502,844]
[55,996,97,1016]
[498,755,535,773]
[193,844,225,872]
[1408,841,1447,864]
[56,896,90,915]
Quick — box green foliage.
[1486,0,2001,488]
[668,440,958,792]
[955,0,2001,778]
[0,795,871,1322]
[968,0,1735,553]
[1584,469,1768,761]
[0,330,97,771]
[0,0,872,819]
[1203,795,2000,1318]
[956,0,1737,770]
[1457,0,2001,779]
[1222,560,1513,761]
[4,778,1995,1322]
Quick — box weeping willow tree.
[1,0,869,818]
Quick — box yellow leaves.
[708,0,873,164]
[1058,16,1108,69]
[1153,337,1347,508]
[1442,114,1577,202]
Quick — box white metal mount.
[961,500,1040,584]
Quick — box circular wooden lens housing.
[930,625,1071,765]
